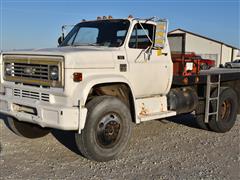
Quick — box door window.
[129,23,155,49]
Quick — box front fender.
[72,74,138,132]
[73,74,135,106]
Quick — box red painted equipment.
[172,52,215,76]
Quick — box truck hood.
[3,46,116,69]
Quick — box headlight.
[49,65,59,80]
[5,63,12,76]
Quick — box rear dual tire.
[208,87,238,133]
[196,87,238,133]
[195,100,209,130]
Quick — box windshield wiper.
[72,43,101,47]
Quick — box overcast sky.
[0,0,239,50]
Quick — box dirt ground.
[0,114,239,180]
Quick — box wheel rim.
[96,113,122,148]
[220,99,232,122]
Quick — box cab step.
[139,111,176,122]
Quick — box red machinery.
[172,52,215,76]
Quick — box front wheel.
[75,96,132,162]
[5,117,50,138]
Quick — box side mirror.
[154,19,168,49]
[58,36,64,45]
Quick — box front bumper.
[0,87,79,130]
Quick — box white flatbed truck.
[0,16,239,161]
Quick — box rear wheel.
[75,96,132,162]
[208,87,238,133]
[5,117,50,138]
[195,100,210,130]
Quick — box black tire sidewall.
[195,100,210,130]
[5,116,50,138]
[196,114,209,130]
[78,96,132,161]
[209,88,238,133]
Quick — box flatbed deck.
[172,68,240,86]
[200,68,240,75]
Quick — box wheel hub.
[96,113,121,148]
[220,99,231,121]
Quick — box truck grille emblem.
[24,67,36,75]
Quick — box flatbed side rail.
[172,68,240,86]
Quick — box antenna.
[61,24,75,41]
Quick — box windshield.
[60,20,130,47]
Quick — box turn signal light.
[73,72,82,82]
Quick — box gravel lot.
[0,114,239,180]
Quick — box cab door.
[126,22,172,97]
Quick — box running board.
[139,111,176,122]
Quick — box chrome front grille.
[13,88,50,102]
[11,63,49,80]
[3,55,64,87]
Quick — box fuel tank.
[167,87,198,114]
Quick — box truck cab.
[57,18,172,97]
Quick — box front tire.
[5,117,50,138]
[75,96,132,162]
